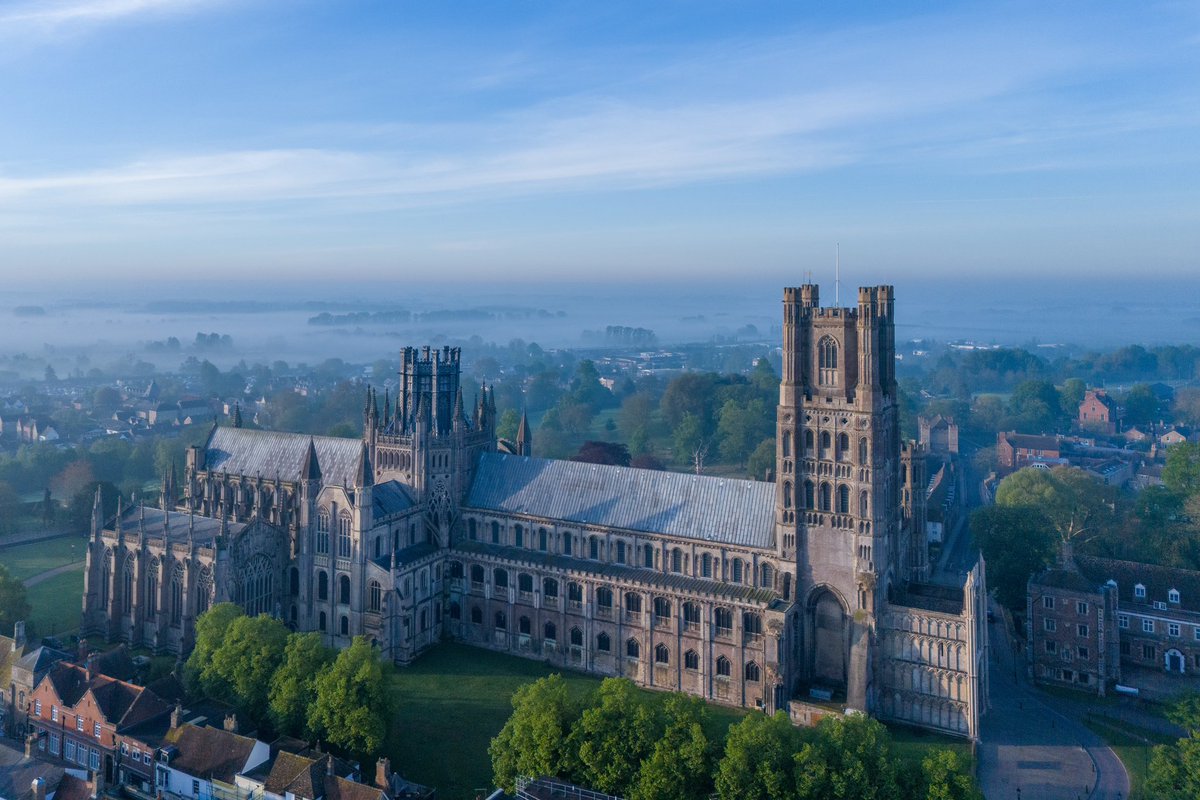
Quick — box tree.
[793,714,899,800]
[715,711,798,800]
[269,632,335,737]
[1058,378,1087,419]
[51,461,96,509]
[0,564,31,636]
[1164,442,1200,497]
[490,674,577,793]
[1008,380,1062,433]
[672,413,708,472]
[618,393,657,441]
[496,408,521,442]
[631,695,713,800]
[567,678,659,796]
[747,438,777,481]
[185,603,244,694]
[206,614,290,724]
[717,398,772,465]
[572,441,631,467]
[309,636,392,759]
[995,466,1116,546]
[93,386,121,407]
[1146,693,1200,800]
[661,373,720,431]
[0,481,22,535]
[918,750,982,800]
[969,505,1055,611]
[66,481,119,533]
[1123,383,1163,426]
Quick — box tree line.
[489,674,980,800]
[185,604,392,760]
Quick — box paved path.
[979,607,1130,800]
[23,560,85,587]
[0,529,79,549]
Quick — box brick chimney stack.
[375,757,391,789]
[31,777,46,800]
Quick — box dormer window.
[1170,589,1180,604]
[1134,583,1146,600]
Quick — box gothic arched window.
[860,491,870,518]
[543,577,559,598]
[804,480,815,509]
[240,554,273,617]
[122,555,134,614]
[782,431,792,458]
[818,336,839,385]
[783,481,793,509]
[570,627,584,647]
[100,549,113,610]
[837,484,851,514]
[838,432,850,461]
[701,553,713,578]
[170,562,184,626]
[597,632,611,652]
[544,621,557,641]
[716,655,731,677]
[197,565,213,615]
[819,482,832,512]
[859,437,869,464]
[337,513,352,558]
[655,644,670,664]
[626,638,640,659]
[316,508,330,554]
[317,570,328,601]
[745,661,761,682]
[369,580,382,612]
[760,562,774,589]
[494,611,507,630]
[685,649,699,670]
[519,616,531,635]
[671,548,683,573]
[596,586,613,609]
[146,558,159,619]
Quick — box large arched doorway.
[1166,648,1186,674]
[808,587,848,690]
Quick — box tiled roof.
[205,427,363,488]
[325,774,387,800]
[112,505,246,545]
[40,662,170,729]
[373,480,415,517]
[466,453,776,549]
[453,540,779,605]
[165,724,258,783]
[14,646,69,677]
[1077,555,1200,614]
[1032,567,1099,594]
[263,751,324,797]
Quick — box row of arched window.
[315,506,353,558]
[104,549,200,628]
[782,429,870,464]
[781,479,869,517]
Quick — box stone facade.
[81,287,988,739]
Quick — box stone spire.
[356,442,374,488]
[383,389,391,428]
[516,409,532,457]
[301,438,322,482]
[232,402,243,428]
[453,386,466,431]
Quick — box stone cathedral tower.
[776,284,898,711]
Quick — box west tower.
[776,284,899,711]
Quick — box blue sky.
[0,0,1197,284]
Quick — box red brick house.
[996,431,1063,472]
[26,662,171,785]
[1078,389,1117,435]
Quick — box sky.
[0,0,1198,285]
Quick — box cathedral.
[81,284,989,740]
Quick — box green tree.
[0,481,22,535]
[1008,379,1062,432]
[269,632,335,737]
[496,408,521,442]
[619,393,657,441]
[567,678,659,796]
[1146,693,1200,800]
[489,674,577,793]
[995,466,1116,546]
[66,481,119,533]
[1058,378,1087,419]
[661,373,720,431]
[309,636,392,759]
[185,603,244,694]
[747,437,777,481]
[569,360,615,411]
[1164,442,1200,497]
[206,614,290,724]
[969,505,1055,611]
[631,695,713,800]
[672,412,707,470]
[717,398,772,465]
[793,714,899,800]
[715,711,798,800]
[0,564,31,636]
[1123,383,1163,426]
[918,750,982,800]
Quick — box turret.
[516,410,532,457]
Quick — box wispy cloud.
[0,0,211,26]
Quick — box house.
[4,627,72,741]
[1078,389,1118,435]
[154,723,269,800]
[15,418,59,443]
[996,431,1063,472]
[26,660,171,784]
[918,415,959,458]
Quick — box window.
[589,536,600,560]
[837,484,850,514]
[369,580,382,612]
[625,592,642,614]
[65,740,76,762]
[450,601,461,620]
[1143,619,1155,633]
[90,749,100,770]
[655,644,669,664]
[544,622,557,641]
[1077,624,1089,637]
[803,481,815,509]
[316,509,330,553]
[743,612,763,637]
[539,528,548,551]
[1170,589,1181,604]
[716,656,731,677]
[495,611,507,630]
[596,587,613,609]
[340,615,349,635]
[1135,584,1146,599]
[491,521,501,544]
[319,611,327,631]
[1043,596,1055,610]
[1120,640,1131,656]
[616,540,626,564]
[1119,614,1129,629]
[1044,640,1057,654]
[519,616,531,635]
[317,570,329,600]
[643,544,654,568]
[1077,601,1089,615]
[818,336,838,385]
[77,716,84,731]
[1078,646,1089,660]
[683,601,700,629]
[494,568,508,589]
[597,632,611,652]
[654,597,671,619]
[1044,618,1056,632]
[51,706,57,722]
[837,433,850,462]
[685,649,699,670]
[192,780,200,796]
[715,607,733,634]
[804,429,814,453]
[518,573,533,593]
[626,638,640,659]
[471,606,482,624]
[50,734,59,756]
[745,661,761,682]
[563,534,573,555]
[34,700,41,716]
[514,525,524,548]
[338,513,352,558]
[1143,644,1156,660]
[1170,623,1181,638]
[701,553,712,578]
[94,722,101,738]
[670,548,683,573]
[859,437,869,464]
[468,518,477,540]
[144,752,152,765]
[568,582,583,606]
[819,483,832,512]
[338,574,351,604]
[731,559,743,584]
[571,627,584,648]
[544,578,559,598]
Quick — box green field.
[0,535,88,581]
[24,566,85,637]
[386,643,747,799]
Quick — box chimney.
[78,639,89,663]
[31,777,46,800]
[25,733,37,758]
[170,702,182,730]
[223,713,237,733]
[13,620,25,651]
[375,757,391,790]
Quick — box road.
[979,606,1130,800]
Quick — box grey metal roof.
[112,506,246,544]
[453,540,778,605]
[466,453,776,549]
[206,427,362,488]
[372,480,415,517]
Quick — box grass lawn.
[24,566,85,638]
[0,535,88,581]
[887,723,975,772]
[386,643,746,800]
[1082,714,1175,800]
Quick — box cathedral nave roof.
[204,427,363,488]
[466,453,776,549]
